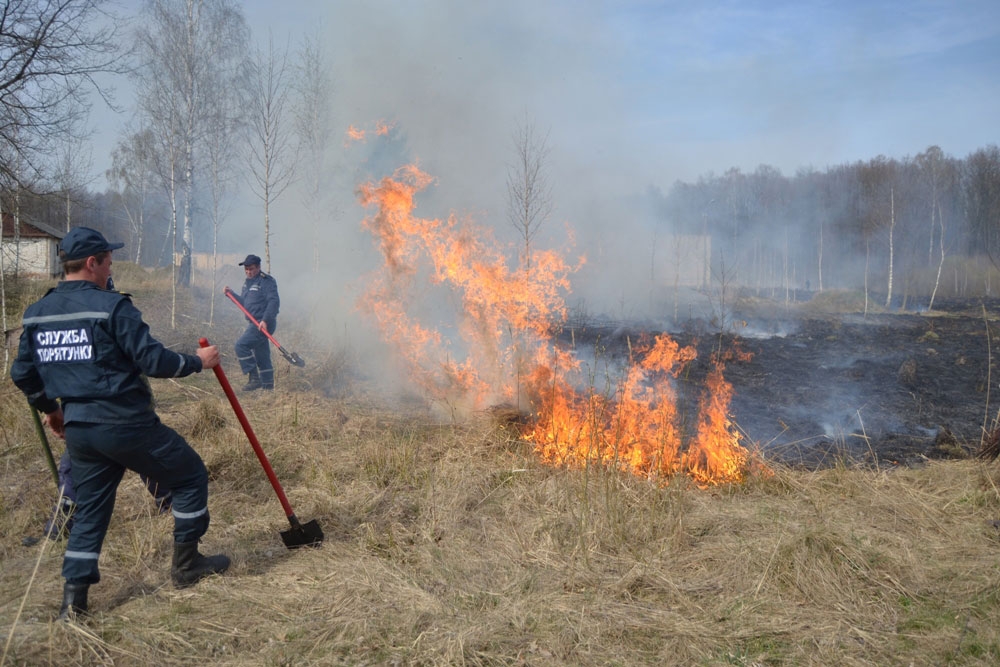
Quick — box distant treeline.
[656,145,1000,304]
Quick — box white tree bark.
[885,186,895,309]
[928,201,947,311]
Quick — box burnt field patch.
[560,296,1000,469]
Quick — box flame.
[357,164,761,485]
[346,120,396,146]
[357,165,578,409]
[685,359,746,485]
[526,335,697,478]
[345,125,366,144]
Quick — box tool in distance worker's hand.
[223,286,305,367]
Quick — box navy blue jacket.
[240,272,279,327]
[11,281,203,424]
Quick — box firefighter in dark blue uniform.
[234,254,280,391]
[11,227,230,620]
[42,275,173,540]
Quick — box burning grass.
[356,165,762,488]
[4,365,1000,664]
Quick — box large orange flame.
[358,164,759,485]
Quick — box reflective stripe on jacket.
[10,281,203,424]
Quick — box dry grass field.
[4,269,1000,666]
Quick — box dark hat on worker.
[59,227,125,261]
[239,254,262,267]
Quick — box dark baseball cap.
[60,227,125,261]
[239,254,262,266]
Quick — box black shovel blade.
[280,518,324,549]
[280,347,306,367]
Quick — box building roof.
[1,214,65,240]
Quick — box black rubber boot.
[171,541,231,589]
[58,582,89,621]
[242,369,262,392]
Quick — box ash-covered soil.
[562,295,1000,469]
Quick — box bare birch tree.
[1,136,25,276]
[292,31,334,276]
[503,115,553,410]
[817,220,823,292]
[927,196,948,311]
[246,32,296,271]
[133,0,249,287]
[885,185,896,308]
[146,105,183,327]
[0,0,125,186]
[917,146,945,264]
[506,116,552,271]
[858,156,896,307]
[53,130,94,232]
[962,146,1000,271]
[108,127,158,263]
[204,64,245,323]
[914,146,959,310]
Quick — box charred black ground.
[560,294,1000,469]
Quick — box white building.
[1,216,65,278]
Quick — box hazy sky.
[231,0,1000,189]
[95,0,1000,193]
[86,0,1000,320]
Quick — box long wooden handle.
[223,288,305,367]
[199,337,295,518]
[223,288,281,348]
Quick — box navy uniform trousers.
[235,321,276,387]
[62,419,210,584]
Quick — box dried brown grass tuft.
[977,426,1000,461]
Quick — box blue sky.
[600,0,1000,176]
